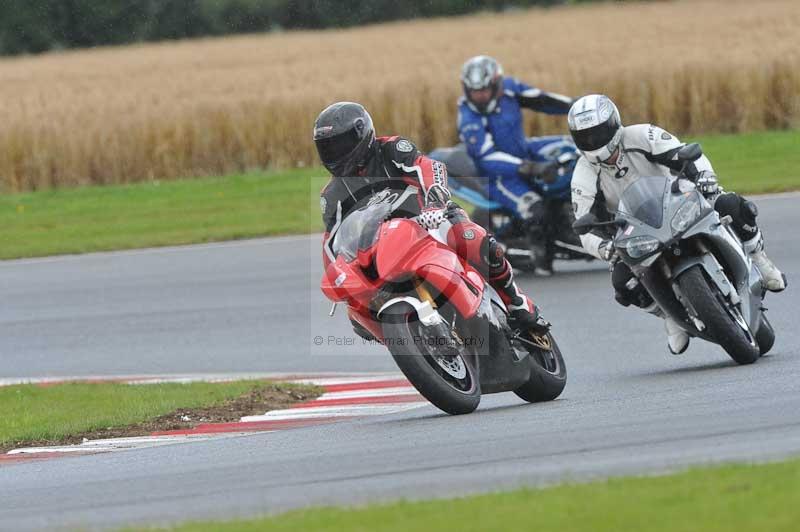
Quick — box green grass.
[140,458,800,532]
[688,129,800,194]
[0,168,327,259]
[2,130,798,260]
[0,380,296,448]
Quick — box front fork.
[415,280,436,309]
[414,280,469,348]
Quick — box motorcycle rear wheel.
[677,265,760,365]
[382,304,481,415]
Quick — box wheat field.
[0,0,798,191]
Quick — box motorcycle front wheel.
[677,265,760,365]
[513,332,567,403]
[381,303,481,415]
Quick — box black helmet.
[313,102,376,177]
[461,55,504,114]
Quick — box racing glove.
[415,206,446,230]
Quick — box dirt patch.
[2,382,320,453]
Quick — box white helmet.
[567,94,623,164]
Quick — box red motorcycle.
[321,201,567,415]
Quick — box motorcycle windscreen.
[332,202,391,261]
[617,176,669,228]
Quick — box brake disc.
[434,355,467,379]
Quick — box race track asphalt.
[0,193,797,531]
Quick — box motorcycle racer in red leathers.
[314,101,549,335]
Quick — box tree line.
[0,0,572,56]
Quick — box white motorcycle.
[573,144,775,365]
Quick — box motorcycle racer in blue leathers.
[457,55,575,274]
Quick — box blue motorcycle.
[429,143,594,273]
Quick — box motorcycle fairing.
[322,215,488,344]
[374,218,485,319]
[614,177,766,336]
[321,255,378,304]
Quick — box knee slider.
[714,193,740,218]
[614,291,633,307]
[717,193,758,238]
[480,235,505,271]
[742,200,758,224]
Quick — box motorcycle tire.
[513,332,567,403]
[381,303,481,415]
[677,265,760,365]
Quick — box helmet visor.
[315,129,360,168]
[464,76,502,114]
[571,121,618,152]
[466,87,493,106]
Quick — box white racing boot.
[664,316,690,355]
[644,302,690,355]
[743,232,787,292]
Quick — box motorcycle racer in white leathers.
[568,94,786,354]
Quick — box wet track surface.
[0,194,797,530]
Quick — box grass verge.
[2,130,798,260]
[0,167,322,259]
[138,458,800,532]
[687,130,800,195]
[0,380,320,452]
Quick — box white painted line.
[73,435,217,447]
[315,386,419,401]
[8,433,249,455]
[241,402,428,422]
[8,447,97,455]
[290,375,404,387]
[3,372,423,458]
[8,402,431,454]
[0,372,403,388]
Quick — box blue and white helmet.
[461,55,504,114]
[567,94,623,164]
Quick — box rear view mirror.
[572,213,599,236]
[572,213,626,236]
[677,143,703,162]
[677,143,703,182]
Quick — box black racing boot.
[489,260,551,335]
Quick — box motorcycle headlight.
[670,196,702,233]
[620,236,661,259]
